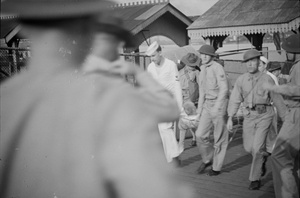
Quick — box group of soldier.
[148,34,299,197]
[0,0,299,198]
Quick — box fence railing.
[1,47,291,85]
[0,47,31,82]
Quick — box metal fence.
[1,47,291,85]
[0,47,31,82]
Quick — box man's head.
[259,56,269,72]
[267,63,282,77]
[145,41,163,65]
[2,0,115,65]
[198,45,217,64]
[243,49,261,74]
[181,53,201,70]
[282,34,300,62]
[92,14,135,61]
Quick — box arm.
[171,62,183,110]
[263,63,300,97]
[196,68,205,116]
[100,94,193,198]
[213,64,229,112]
[227,77,244,119]
[110,60,180,122]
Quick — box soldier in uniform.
[178,53,201,149]
[262,34,300,198]
[227,49,287,190]
[195,45,229,176]
[0,1,194,198]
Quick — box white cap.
[260,56,269,65]
[145,41,160,56]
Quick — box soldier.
[195,45,229,176]
[145,41,183,164]
[178,53,201,149]
[227,49,287,190]
[262,34,300,198]
[0,1,194,198]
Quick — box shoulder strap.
[243,72,264,100]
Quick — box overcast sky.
[115,0,219,16]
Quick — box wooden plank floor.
[178,129,275,198]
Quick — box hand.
[110,59,141,76]
[227,119,233,133]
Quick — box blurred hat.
[145,41,160,56]
[260,56,269,65]
[242,49,261,62]
[267,62,282,72]
[282,34,300,54]
[181,53,201,67]
[198,45,217,57]
[96,14,136,48]
[1,0,114,19]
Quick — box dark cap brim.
[181,57,201,67]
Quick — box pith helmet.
[242,49,261,62]
[198,45,217,57]
[1,0,114,19]
[282,34,300,53]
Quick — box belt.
[246,104,271,111]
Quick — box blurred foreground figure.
[263,34,300,198]
[0,1,193,198]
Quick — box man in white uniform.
[146,41,183,164]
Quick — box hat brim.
[2,0,114,19]
[268,66,281,72]
[242,55,261,62]
[181,57,201,67]
[198,51,217,57]
[282,43,300,53]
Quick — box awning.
[188,17,300,39]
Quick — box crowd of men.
[0,0,299,198]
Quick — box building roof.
[188,0,300,38]
[112,0,192,35]
[0,15,20,44]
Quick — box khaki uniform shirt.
[228,71,286,118]
[197,60,229,113]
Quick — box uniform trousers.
[195,99,228,171]
[271,107,300,198]
[265,107,278,153]
[242,106,274,181]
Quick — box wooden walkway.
[177,129,275,198]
